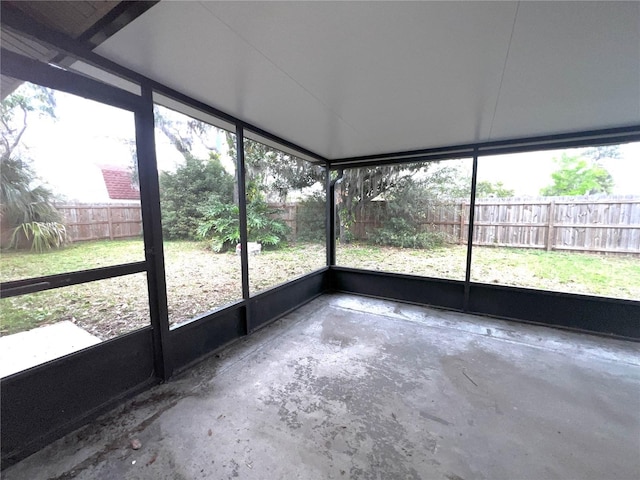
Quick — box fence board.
[54,197,639,255]
[350,195,640,255]
[56,203,142,242]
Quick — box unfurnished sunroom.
[0,1,639,478]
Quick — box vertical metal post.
[463,150,479,312]
[325,163,333,267]
[235,126,250,333]
[328,169,343,266]
[136,85,172,380]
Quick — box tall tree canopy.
[153,105,324,204]
[154,106,311,247]
[335,161,471,243]
[225,134,324,203]
[582,145,621,163]
[475,180,514,198]
[540,153,614,196]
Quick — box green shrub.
[159,154,233,240]
[1,158,67,251]
[197,196,290,252]
[196,200,238,252]
[245,198,290,247]
[370,217,447,249]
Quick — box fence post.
[293,203,298,242]
[546,200,555,251]
[459,201,465,244]
[107,205,114,240]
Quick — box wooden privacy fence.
[353,195,640,255]
[58,202,298,243]
[270,203,299,240]
[57,203,142,242]
[56,197,640,255]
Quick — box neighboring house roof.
[100,167,140,200]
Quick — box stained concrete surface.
[4,293,639,480]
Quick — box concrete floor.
[4,293,639,480]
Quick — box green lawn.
[338,243,640,299]
[470,247,640,298]
[0,239,326,338]
[0,238,145,282]
[1,240,638,339]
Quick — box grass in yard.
[1,273,150,338]
[337,243,468,280]
[338,243,640,300]
[1,240,326,338]
[0,238,145,283]
[1,239,637,341]
[162,241,243,326]
[248,243,326,294]
[470,247,640,298]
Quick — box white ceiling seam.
[488,1,640,142]
[95,1,359,158]
[488,1,520,141]
[95,1,640,159]
[205,1,519,156]
[198,0,365,144]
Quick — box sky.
[15,86,640,202]
[21,90,231,202]
[23,92,136,202]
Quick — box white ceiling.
[95,1,640,160]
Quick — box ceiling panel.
[95,1,361,158]
[95,1,640,159]
[201,1,517,158]
[491,1,640,141]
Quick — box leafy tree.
[336,161,470,244]
[226,134,324,203]
[154,107,322,247]
[336,165,419,243]
[420,163,472,199]
[159,153,234,240]
[155,110,324,203]
[365,174,460,249]
[475,180,514,198]
[0,83,66,251]
[155,105,218,157]
[154,106,240,240]
[1,83,56,162]
[582,145,621,163]
[540,153,614,196]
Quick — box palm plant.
[1,84,67,252]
